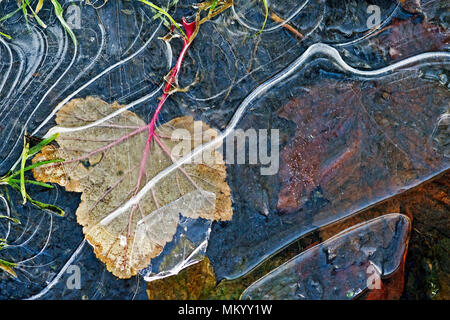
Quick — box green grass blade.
[0,3,22,39]
[27,133,59,157]
[7,180,20,193]
[35,0,44,14]
[0,258,18,277]
[50,0,78,45]
[21,0,29,26]
[139,0,187,39]
[0,239,7,250]
[0,259,17,268]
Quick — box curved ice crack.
[99,43,450,225]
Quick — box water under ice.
[0,0,448,299]
[241,213,411,300]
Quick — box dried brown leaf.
[33,97,232,278]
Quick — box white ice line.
[33,21,163,136]
[54,24,107,102]
[44,84,163,137]
[99,43,450,226]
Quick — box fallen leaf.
[398,0,424,14]
[33,97,232,278]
